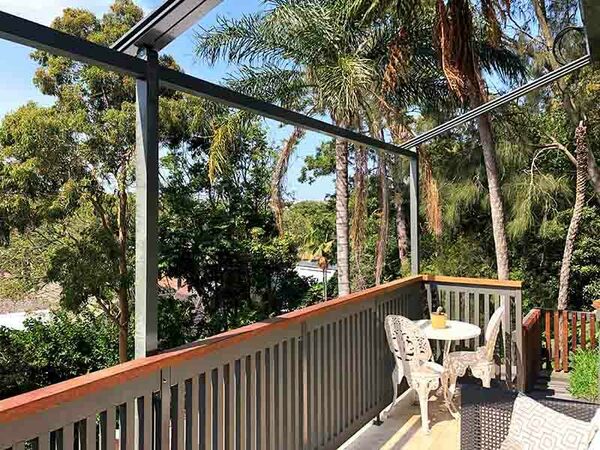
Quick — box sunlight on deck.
[340,390,459,450]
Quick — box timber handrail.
[422,274,522,288]
[0,275,424,424]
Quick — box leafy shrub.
[0,310,119,400]
[0,292,201,400]
[568,348,599,401]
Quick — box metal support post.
[135,48,160,358]
[409,154,420,275]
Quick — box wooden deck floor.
[340,390,459,450]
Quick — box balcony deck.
[341,390,459,450]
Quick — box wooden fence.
[542,309,597,373]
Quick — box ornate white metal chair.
[384,314,445,433]
[445,305,504,395]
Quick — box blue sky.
[0,0,333,201]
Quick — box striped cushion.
[503,393,597,450]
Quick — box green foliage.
[0,291,200,400]
[160,122,313,336]
[568,348,599,401]
[298,140,336,184]
[0,310,119,399]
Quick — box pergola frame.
[0,2,594,357]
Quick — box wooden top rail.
[523,308,541,329]
[0,275,424,424]
[422,274,522,289]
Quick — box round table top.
[415,319,481,341]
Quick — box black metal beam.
[0,10,146,78]
[159,67,416,157]
[0,10,414,158]
[401,54,591,149]
[112,0,221,56]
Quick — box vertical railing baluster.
[562,311,569,373]
[178,384,185,450]
[572,312,578,352]
[277,345,284,450]
[84,416,95,450]
[228,362,235,450]
[285,341,292,450]
[38,433,50,450]
[581,313,587,350]
[205,370,214,450]
[250,354,257,450]
[553,311,560,371]
[301,324,309,450]
[191,377,199,450]
[590,314,596,349]
[106,408,116,450]
[259,350,267,450]
[239,358,247,450]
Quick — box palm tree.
[195,0,420,295]
[300,236,334,301]
[196,0,461,293]
[433,0,523,280]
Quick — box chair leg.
[472,364,493,388]
[413,381,432,434]
[385,366,399,416]
[448,371,458,395]
[481,366,492,388]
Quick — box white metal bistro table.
[415,319,481,416]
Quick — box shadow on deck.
[340,390,459,450]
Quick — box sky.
[0,0,334,201]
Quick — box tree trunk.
[375,152,389,285]
[335,134,350,296]
[389,130,410,268]
[117,167,129,363]
[475,108,510,280]
[322,267,327,302]
[557,122,588,310]
[270,127,304,235]
[394,188,409,265]
[351,145,368,291]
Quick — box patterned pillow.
[588,408,600,450]
[500,436,524,450]
[502,394,597,450]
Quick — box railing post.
[514,288,525,391]
[135,47,160,358]
[501,290,513,389]
[301,322,309,449]
[373,296,384,425]
[409,154,420,275]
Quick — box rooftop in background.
[112,0,222,55]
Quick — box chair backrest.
[483,305,504,360]
[384,315,432,365]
